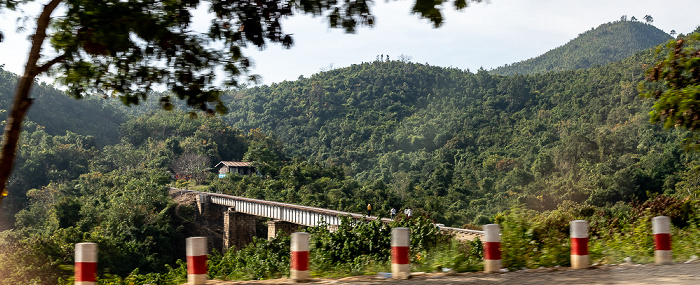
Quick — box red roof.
[216,161,254,167]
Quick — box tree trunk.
[0,0,63,205]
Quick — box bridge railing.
[177,188,483,237]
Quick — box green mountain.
[0,21,691,229]
[490,20,671,75]
[221,45,698,225]
[0,67,126,146]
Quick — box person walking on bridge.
[390,207,396,219]
[367,203,372,216]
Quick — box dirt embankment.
[170,189,226,252]
[197,262,700,285]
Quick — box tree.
[643,15,653,24]
[171,152,211,183]
[0,0,484,203]
[630,16,637,22]
[639,32,700,142]
[620,15,628,22]
[671,30,677,37]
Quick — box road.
[198,261,700,284]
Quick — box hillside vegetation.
[222,49,698,226]
[0,67,126,146]
[491,20,671,75]
[1,23,700,284]
[0,68,126,229]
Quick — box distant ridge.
[490,20,671,75]
[0,67,126,146]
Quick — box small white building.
[215,161,256,178]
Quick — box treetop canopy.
[1,0,482,115]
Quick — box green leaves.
[33,0,483,115]
[41,0,390,114]
[306,214,448,273]
[410,0,483,28]
[5,168,181,283]
[639,32,700,150]
[640,33,700,130]
[208,236,292,280]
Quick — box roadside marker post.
[186,237,208,285]
[290,232,310,281]
[483,224,502,273]
[652,216,673,265]
[391,227,411,279]
[570,220,589,269]
[75,243,97,285]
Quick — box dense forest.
[220,48,697,226]
[0,69,126,230]
[491,20,671,75]
[0,21,699,284]
[0,68,126,146]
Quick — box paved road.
[200,262,700,284]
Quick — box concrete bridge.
[172,188,484,252]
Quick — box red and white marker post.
[391,227,411,279]
[290,232,310,281]
[75,243,97,285]
[483,224,502,273]
[186,237,208,285]
[570,220,589,269]
[652,216,672,265]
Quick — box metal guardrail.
[175,188,483,236]
[439,226,485,239]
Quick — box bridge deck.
[177,188,483,239]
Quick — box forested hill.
[490,20,671,75]
[0,24,692,229]
[222,46,698,225]
[0,67,126,146]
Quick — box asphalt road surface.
[198,261,700,284]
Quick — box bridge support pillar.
[223,208,257,252]
[267,220,301,240]
[196,194,209,216]
[196,194,221,219]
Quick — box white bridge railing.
[178,188,483,238]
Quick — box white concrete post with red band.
[570,220,589,269]
[391,227,410,279]
[652,216,672,265]
[75,243,97,285]
[483,224,502,273]
[290,232,310,281]
[186,237,208,285]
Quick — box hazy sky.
[0,0,699,86]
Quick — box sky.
[0,0,699,86]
